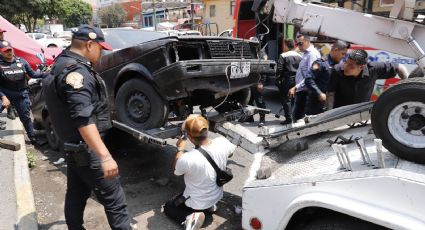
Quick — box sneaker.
[207,204,217,213]
[184,212,205,230]
[7,107,16,120]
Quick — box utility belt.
[63,141,91,167]
[1,80,26,91]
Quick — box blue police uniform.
[43,25,131,230]
[304,54,338,115]
[0,41,45,139]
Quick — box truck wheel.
[44,116,61,150]
[215,88,251,113]
[302,215,385,230]
[408,67,424,78]
[372,79,425,164]
[115,79,168,130]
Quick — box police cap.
[0,40,12,52]
[72,24,112,50]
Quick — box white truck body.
[238,0,425,229]
[241,125,425,229]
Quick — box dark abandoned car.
[30,28,276,149]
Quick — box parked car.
[30,28,276,149]
[26,32,70,48]
[0,15,60,70]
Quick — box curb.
[3,116,38,229]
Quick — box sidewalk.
[0,113,38,230]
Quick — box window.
[210,5,216,17]
[230,0,235,16]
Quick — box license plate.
[230,62,251,79]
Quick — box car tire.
[47,44,58,48]
[215,88,251,113]
[302,215,384,230]
[115,78,168,130]
[372,78,425,164]
[408,67,424,78]
[44,116,61,151]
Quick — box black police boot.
[7,107,16,120]
[280,118,292,125]
[238,115,254,123]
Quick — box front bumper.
[153,59,276,100]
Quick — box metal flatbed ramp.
[214,102,374,154]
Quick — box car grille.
[207,40,253,59]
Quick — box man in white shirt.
[164,114,236,230]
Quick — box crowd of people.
[275,34,409,125]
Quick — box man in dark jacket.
[305,40,350,115]
[276,39,302,125]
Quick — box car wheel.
[47,44,58,48]
[302,215,385,230]
[215,88,251,113]
[44,116,61,150]
[372,78,425,164]
[408,67,424,78]
[115,78,168,130]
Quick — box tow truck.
[230,0,425,229]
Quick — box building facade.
[203,0,235,33]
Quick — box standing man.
[164,114,236,230]
[276,39,302,125]
[304,40,350,115]
[326,49,409,109]
[0,41,46,143]
[0,28,17,120]
[289,34,321,121]
[43,25,131,230]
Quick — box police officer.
[43,25,131,230]
[0,41,46,143]
[0,28,18,120]
[304,40,350,115]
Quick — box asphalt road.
[30,88,286,230]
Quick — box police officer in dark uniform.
[0,40,46,142]
[0,28,18,120]
[43,25,131,230]
[304,40,350,115]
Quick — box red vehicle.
[233,0,256,39]
[0,15,61,70]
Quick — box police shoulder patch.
[66,72,84,89]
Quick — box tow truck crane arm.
[265,0,425,163]
[272,0,425,71]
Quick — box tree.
[0,0,48,32]
[45,0,93,27]
[97,4,127,28]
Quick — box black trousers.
[65,151,131,230]
[292,91,308,121]
[305,94,325,116]
[164,194,207,224]
[276,78,294,120]
[249,86,266,120]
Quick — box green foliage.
[97,4,127,28]
[46,0,93,27]
[26,150,36,169]
[0,0,92,31]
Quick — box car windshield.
[102,29,168,50]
